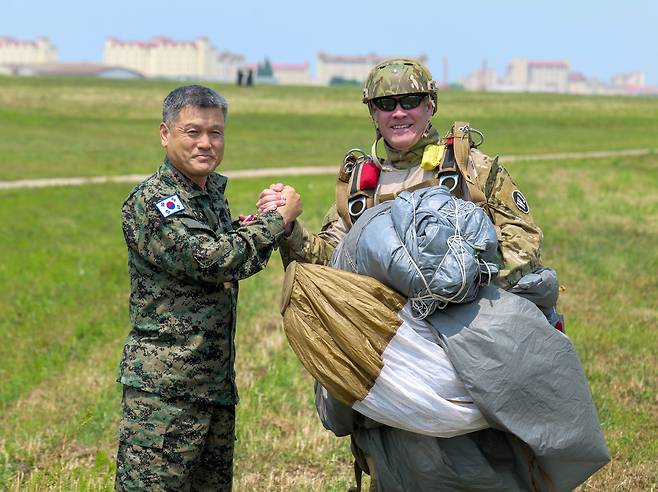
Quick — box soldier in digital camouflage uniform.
[116,85,302,491]
[257,59,562,491]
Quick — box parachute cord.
[394,195,477,319]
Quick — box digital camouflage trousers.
[115,385,235,491]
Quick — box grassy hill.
[0,76,656,491]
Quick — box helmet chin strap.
[371,129,383,168]
[368,96,435,168]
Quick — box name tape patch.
[512,190,529,214]
[156,194,185,217]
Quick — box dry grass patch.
[576,458,658,491]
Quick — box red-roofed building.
[103,36,244,81]
[0,36,57,64]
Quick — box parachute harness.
[394,193,495,320]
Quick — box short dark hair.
[162,85,228,126]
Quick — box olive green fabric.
[280,262,405,405]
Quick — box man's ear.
[159,122,169,149]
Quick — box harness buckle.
[439,172,460,192]
[348,195,368,222]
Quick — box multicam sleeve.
[132,203,287,284]
[279,204,347,268]
[485,164,544,289]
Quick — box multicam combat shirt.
[119,158,287,405]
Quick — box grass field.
[1,75,658,181]
[1,77,657,491]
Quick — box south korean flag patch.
[155,194,185,218]
[512,190,530,214]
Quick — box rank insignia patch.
[155,194,185,217]
[512,190,529,214]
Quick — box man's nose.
[197,133,211,147]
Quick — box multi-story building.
[611,71,646,88]
[316,52,428,86]
[502,58,570,93]
[103,36,244,81]
[462,66,498,91]
[0,36,57,64]
[271,63,311,85]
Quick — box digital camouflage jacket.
[119,158,287,405]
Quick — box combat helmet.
[363,58,437,114]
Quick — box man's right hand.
[277,186,302,229]
[257,183,286,214]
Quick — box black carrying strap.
[348,436,370,492]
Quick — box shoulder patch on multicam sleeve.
[512,190,530,214]
[155,194,185,218]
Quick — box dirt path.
[0,148,653,190]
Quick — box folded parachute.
[281,262,609,491]
[280,261,488,438]
[333,185,499,318]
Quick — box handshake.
[240,183,302,231]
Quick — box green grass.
[1,76,658,180]
[0,79,657,490]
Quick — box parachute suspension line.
[394,195,481,319]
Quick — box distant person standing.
[115,85,301,490]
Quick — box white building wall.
[316,53,428,86]
[503,58,528,86]
[0,36,57,64]
[273,64,311,85]
[462,68,498,91]
[104,37,240,81]
[612,71,645,87]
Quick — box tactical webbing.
[336,166,350,226]
[377,178,441,203]
[336,122,495,227]
[336,158,377,227]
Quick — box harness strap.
[377,178,441,203]
[336,170,350,227]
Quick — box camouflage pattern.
[362,58,437,107]
[471,149,543,289]
[119,157,288,405]
[280,132,543,290]
[115,386,235,491]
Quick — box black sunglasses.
[371,93,427,112]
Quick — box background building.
[502,58,570,93]
[315,52,428,86]
[271,63,311,85]
[103,36,244,81]
[0,36,57,64]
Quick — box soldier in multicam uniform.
[116,85,302,491]
[257,59,562,491]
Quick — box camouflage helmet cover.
[363,58,437,110]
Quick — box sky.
[2,0,657,85]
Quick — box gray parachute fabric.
[333,186,499,318]
[428,285,610,491]
[281,185,611,490]
[315,285,609,491]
